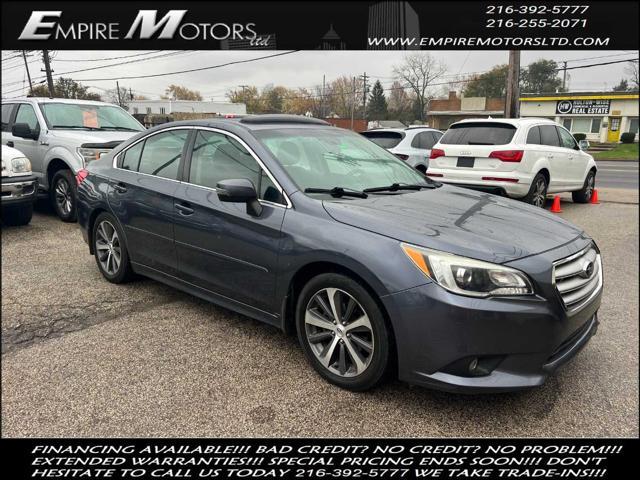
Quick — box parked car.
[426,118,598,207]
[77,115,602,393]
[1,98,145,222]
[361,126,443,173]
[1,144,37,225]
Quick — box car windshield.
[39,103,144,131]
[439,122,516,145]
[254,127,431,194]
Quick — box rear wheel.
[92,213,133,283]
[2,204,33,226]
[51,169,77,222]
[296,273,390,391]
[415,164,427,174]
[572,170,595,204]
[523,173,548,208]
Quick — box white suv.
[361,126,443,173]
[427,118,597,207]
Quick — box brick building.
[426,92,505,130]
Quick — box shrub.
[620,132,637,144]
[573,133,587,141]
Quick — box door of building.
[607,117,622,142]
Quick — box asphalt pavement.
[596,161,639,190]
[1,195,638,438]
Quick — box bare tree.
[625,61,639,91]
[393,53,447,122]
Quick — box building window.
[159,107,166,114]
[628,118,639,134]
[561,117,602,135]
[563,118,572,130]
[146,107,151,114]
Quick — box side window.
[526,126,541,145]
[14,104,40,131]
[1,104,15,132]
[557,127,578,150]
[189,130,284,204]
[431,131,443,144]
[120,141,144,171]
[137,129,188,180]
[539,125,560,147]
[411,132,436,150]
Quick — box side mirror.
[12,123,38,140]
[216,178,263,217]
[578,139,590,151]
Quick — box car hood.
[322,185,584,264]
[48,129,140,145]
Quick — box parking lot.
[2,189,638,438]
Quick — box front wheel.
[296,273,390,391]
[523,173,548,208]
[51,170,77,222]
[572,171,595,204]
[92,213,134,283]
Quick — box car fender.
[43,147,81,185]
[528,155,552,185]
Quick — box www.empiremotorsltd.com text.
[29,443,624,478]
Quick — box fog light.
[468,357,479,373]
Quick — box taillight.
[430,148,445,160]
[489,150,523,162]
[76,169,89,185]
[395,153,409,161]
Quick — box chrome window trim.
[113,125,292,209]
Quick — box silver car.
[361,126,443,173]
[1,98,145,222]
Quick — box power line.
[53,51,163,62]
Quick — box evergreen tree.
[367,80,388,120]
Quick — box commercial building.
[520,91,639,142]
[426,91,504,130]
[127,100,246,116]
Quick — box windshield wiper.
[99,126,142,131]
[467,141,495,145]
[304,187,368,199]
[51,125,102,130]
[363,183,437,193]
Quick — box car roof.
[5,97,121,107]
[365,127,440,133]
[454,117,556,127]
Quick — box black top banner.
[1,0,639,50]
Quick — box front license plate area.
[457,157,475,168]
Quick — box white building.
[520,91,639,143]
[128,100,246,116]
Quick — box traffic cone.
[550,195,562,213]
[590,189,600,204]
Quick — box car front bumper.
[381,238,601,393]
[1,175,38,206]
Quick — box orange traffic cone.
[550,195,562,213]
[590,189,600,204]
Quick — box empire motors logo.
[18,10,260,42]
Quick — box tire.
[572,170,596,204]
[2,203,33,226]
[523,172,548,208]
[415,164,427,174]
[92,212,133,283]
[50,169,77,222]
[295,273,390,391]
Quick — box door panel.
[7,104,45,180]
[538,125,567,189]
[607,117,621,143]
[556,126,584,186]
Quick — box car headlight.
[401,243,534,297]
[10,157,31,174]
[77,147,110,165]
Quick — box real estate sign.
[556,99,611,115]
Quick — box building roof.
[520,91,639,101]
[428,110,504,116]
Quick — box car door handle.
[175,203,194,216]
[6,141,14,147]
[113,183,127,193]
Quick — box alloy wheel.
[95,220,122,276]
[55,177,73,215]
[585,174,594,199]
[304,288,374,377]
[532,178,547,208]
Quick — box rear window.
[439,122,516,146]
[361,131,404,148]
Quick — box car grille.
[553,245,602,313]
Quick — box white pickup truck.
[1,144,37,225]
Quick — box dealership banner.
[556,99,612,115]
[0,438,636,478]
[1,0,639,50]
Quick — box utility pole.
[360,72,369,121]
[504,50,521,119]
[129,87,134,101]
[41,50,55,97]
[321,74,326,118]
[116,81,123,107]
[22,51,33,95]
[561,61,568,91]
[350,76,356,131]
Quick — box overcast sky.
[2,49,638,101]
